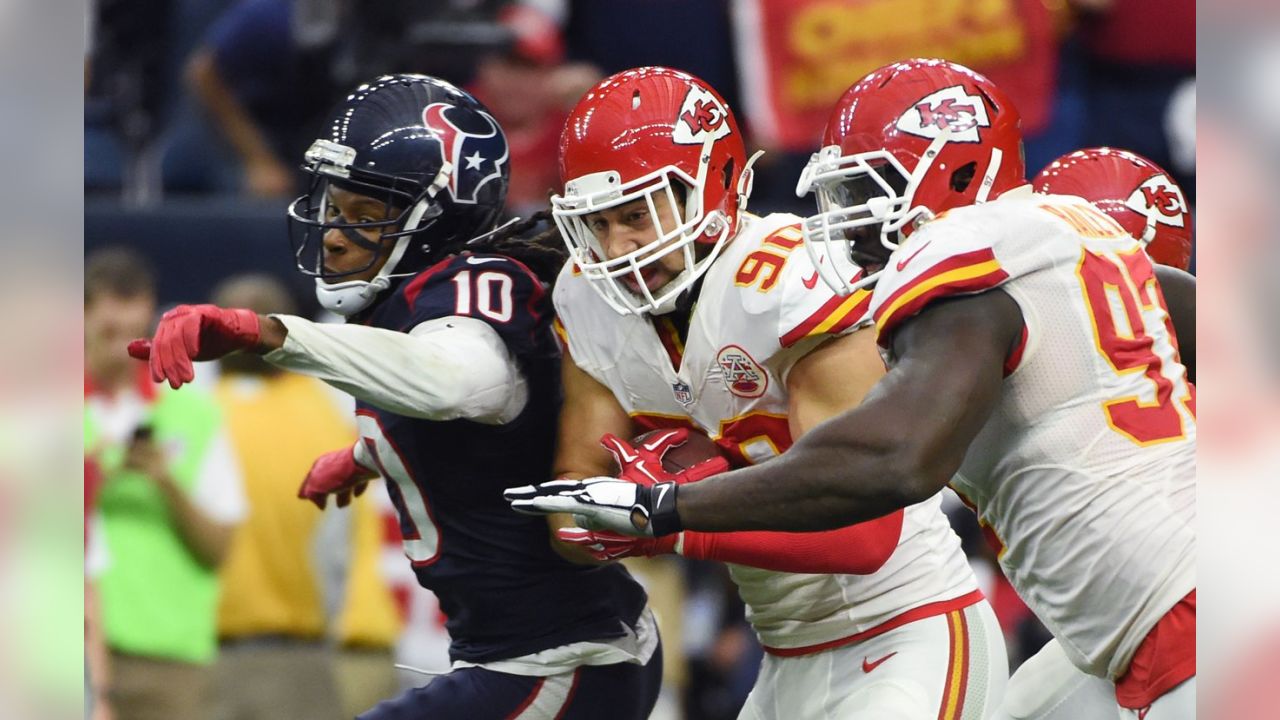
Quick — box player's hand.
[127,304,262,389]
[298,446,375,510]
[600,430,729,486]
[504,478,682,537]
[556,526,676,561]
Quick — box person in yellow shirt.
[330,486,401,719]
[209,274,397,720]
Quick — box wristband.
[634,481,682,537]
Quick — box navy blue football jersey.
[352,252,647,664]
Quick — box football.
[631,429,726,473]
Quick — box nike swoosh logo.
[466,256,506,265]
[643,430,681,451]
[862,651,897,673]
[653,484,671,508]
[802,255,825,289]
[634,460,660,483]
[895,241,932,271]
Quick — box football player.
[510,60,1197,719]
[1035,147,1195,382]
[128,75,661,719]
[541,66,1006,718]
[987,148,1199,720]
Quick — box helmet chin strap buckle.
[363,276,391,298]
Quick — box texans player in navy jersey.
[127,74,660,719]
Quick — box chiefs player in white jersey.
[542,66,1006,718]
[509,60,1196,719]
[984,148,1198,720]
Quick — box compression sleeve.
[677,510,904,575]
[264,314,527,424]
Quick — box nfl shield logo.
[672,381,694,407]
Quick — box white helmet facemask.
[552,136,758,316]
[794,130,956,296]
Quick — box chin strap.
[736,149,765,219]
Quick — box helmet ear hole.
[721,157,735,190]
[950,162,977,192]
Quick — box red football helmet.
[796,58,1025,294]
[1033,147,1193,271]
[552,66,752,314]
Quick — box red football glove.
[599,429,729,486]
[298,446,375,510]
[556,526,677,561]
[127,304,261,389]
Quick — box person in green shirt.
[85,247,247,720]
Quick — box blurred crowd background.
[82,1,1195,719]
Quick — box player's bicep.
[553,353,631,479]
[876,290,1023,493]
[548,353,631,565]
[786,327,885,439]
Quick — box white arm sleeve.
[263,314,528,425]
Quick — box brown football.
[630,429,726,473]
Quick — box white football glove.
[504,478,682,537]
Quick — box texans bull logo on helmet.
[896,85,991,143]
[1125,174,1188,228]
[422,103,510,205]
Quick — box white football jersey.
[869,186,1196,679]
[555,212,980,652]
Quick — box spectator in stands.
[207,274,352,720]
[85,247,246,720]
[470,3,600,216]
[185,0,335,197]
[328,491,402,718]
[1071,0,1196,197]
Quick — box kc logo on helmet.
[896,86,991,143]
[1125,175,1187,226]
[672,87,732,146]
[422,103,510,204]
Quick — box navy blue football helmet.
[287,74,510,315]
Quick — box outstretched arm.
[675,290,1023,533]
[263,315,527,424]
[129,307,526,424]
[675,327,904,572]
